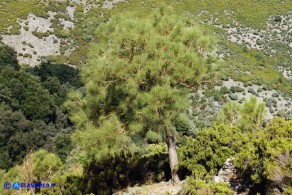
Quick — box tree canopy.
[0,43,19,70]
[1,2,291,194]
[0,44,81,170]
[66,5,216,183]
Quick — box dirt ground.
[113,181,183,195]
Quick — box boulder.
[214,158,237,183]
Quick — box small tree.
[239,97,266,131]
[215,101,241,126]
[0,43,19,70]
[67,5,216,183]
[215,97,266,131]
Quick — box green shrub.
[56,30,71,38]
[276,110,285,117]
[283,187,292,195]
[229,93,238,100]
[256,39,264,46]
[27,43,34,48]
[272,92,279,97]
[257,88,263,93]
[230,86,244,93]
[248,87,256,95]
[221,74,228,81]
[81,143,170,194]
[23,53,32,58]
[23,25,29,31]
[235,118,292,192]
[214,91,226,102]
[146,130,163,143]
[274,15,282,22]
[180,177,234,195]
[219,86,230,94]
[265,100,272,107]
[178,124,244,178]
[217,81,223,86]
[54,131,74,162]
[30,62,82,87]
[32,31,49,38]
[0,43,19,70]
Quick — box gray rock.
[215,158,236,183]
[213,176,224,183]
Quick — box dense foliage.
[65,5,217,186]
[0,43,19,70]
[0,150,62,195]
[0,1,291,194]
[0,47,80,170]
[179,100,292,194]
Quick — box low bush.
[230,86,244,93]
[180,177,234,195]
[229,93,238,100]
[248,87,257,95]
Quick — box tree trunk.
[167,131,180,184]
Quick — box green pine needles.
[66,5,217,182]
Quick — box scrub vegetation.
[0,1,291,194]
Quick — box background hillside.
[0,0,291,194]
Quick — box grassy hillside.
[0,0,291,143]
[0,1,291,194]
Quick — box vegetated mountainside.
[0,1,291,195]
[1,0,291,121]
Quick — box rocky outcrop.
[214,158,237,183]
[214,158,257,194]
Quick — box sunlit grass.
[0,0,291,96]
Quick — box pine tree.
[215,101,241,126]
[239,97,266,131]
[67,5,216,183]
